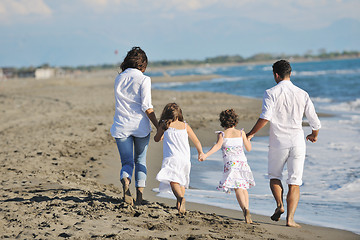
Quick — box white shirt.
[260,80,321,149]
[110,68,153,138]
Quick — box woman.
[110,47,158,205]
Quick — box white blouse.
[110,68,153,138]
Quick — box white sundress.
[156,123,191,193]
[216,131,255,193]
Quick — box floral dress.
[216,131,255,193]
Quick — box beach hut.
[35,68,56,79]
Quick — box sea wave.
[209,77,249,83]
[262,66,272,71]
[320,98,360,114]
[339,114,360,123]
[312,97,333,103]
[326,179,360,203]
[152,76,250,89]
[152,81,187,88]
[293,68,360,77]
[166,66,222,76]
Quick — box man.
[247,60,321,227]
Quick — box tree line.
[6,50,360,74]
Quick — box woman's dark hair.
[159,103,184,130]
[120,47,148,72]
[219,109,238,128]
[272,60,292,79]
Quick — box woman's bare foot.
[244,208,253,224]
[121,178,133,206]
[270,206,284,221]
[135,187,144,205]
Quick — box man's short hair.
[272,60,292,79]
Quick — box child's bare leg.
[270,179,285,221]
[170,182,186,214]
[179,185,186,213]
[235,188,252,223]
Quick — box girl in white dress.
[154,103,204,214]
[199,109,255,223]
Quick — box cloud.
[0,0,52,23]
[141,0,360,29]
[156,0,219,11]
[81,0,108,8]
[211,0,360,29]
[36,0,360,29]
[2,0,359,29]
[79,0,219,13]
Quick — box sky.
[0,0,359,67]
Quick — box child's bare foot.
[178,197,186,214]
[270,206,284,221]
[176,199,180,210]
[244,208,253,224]
[286,218,301,228]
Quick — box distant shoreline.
[3,53,359,76]
[147,56,360,73]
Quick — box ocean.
[150,58,360,234]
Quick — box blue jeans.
[115,134,150,188]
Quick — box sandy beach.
[0,71,358,239]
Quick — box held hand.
[306,133,318,143]
[158,121,165,129]
[247,133,254,141]
[198,153,207,162]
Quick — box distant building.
[0,68,16,79]
[55,68,66,78]
[18,69,35,78]
[35,68,56,79]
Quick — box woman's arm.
[141,77,158,129]
[199,133,223,161]
[154,123,165,142]
[145,108,158,129]
[186,124,204,157]
[242,130,252,151]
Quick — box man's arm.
[304,94,320,143]
[247,118,269,140]
[306,129,319,143]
